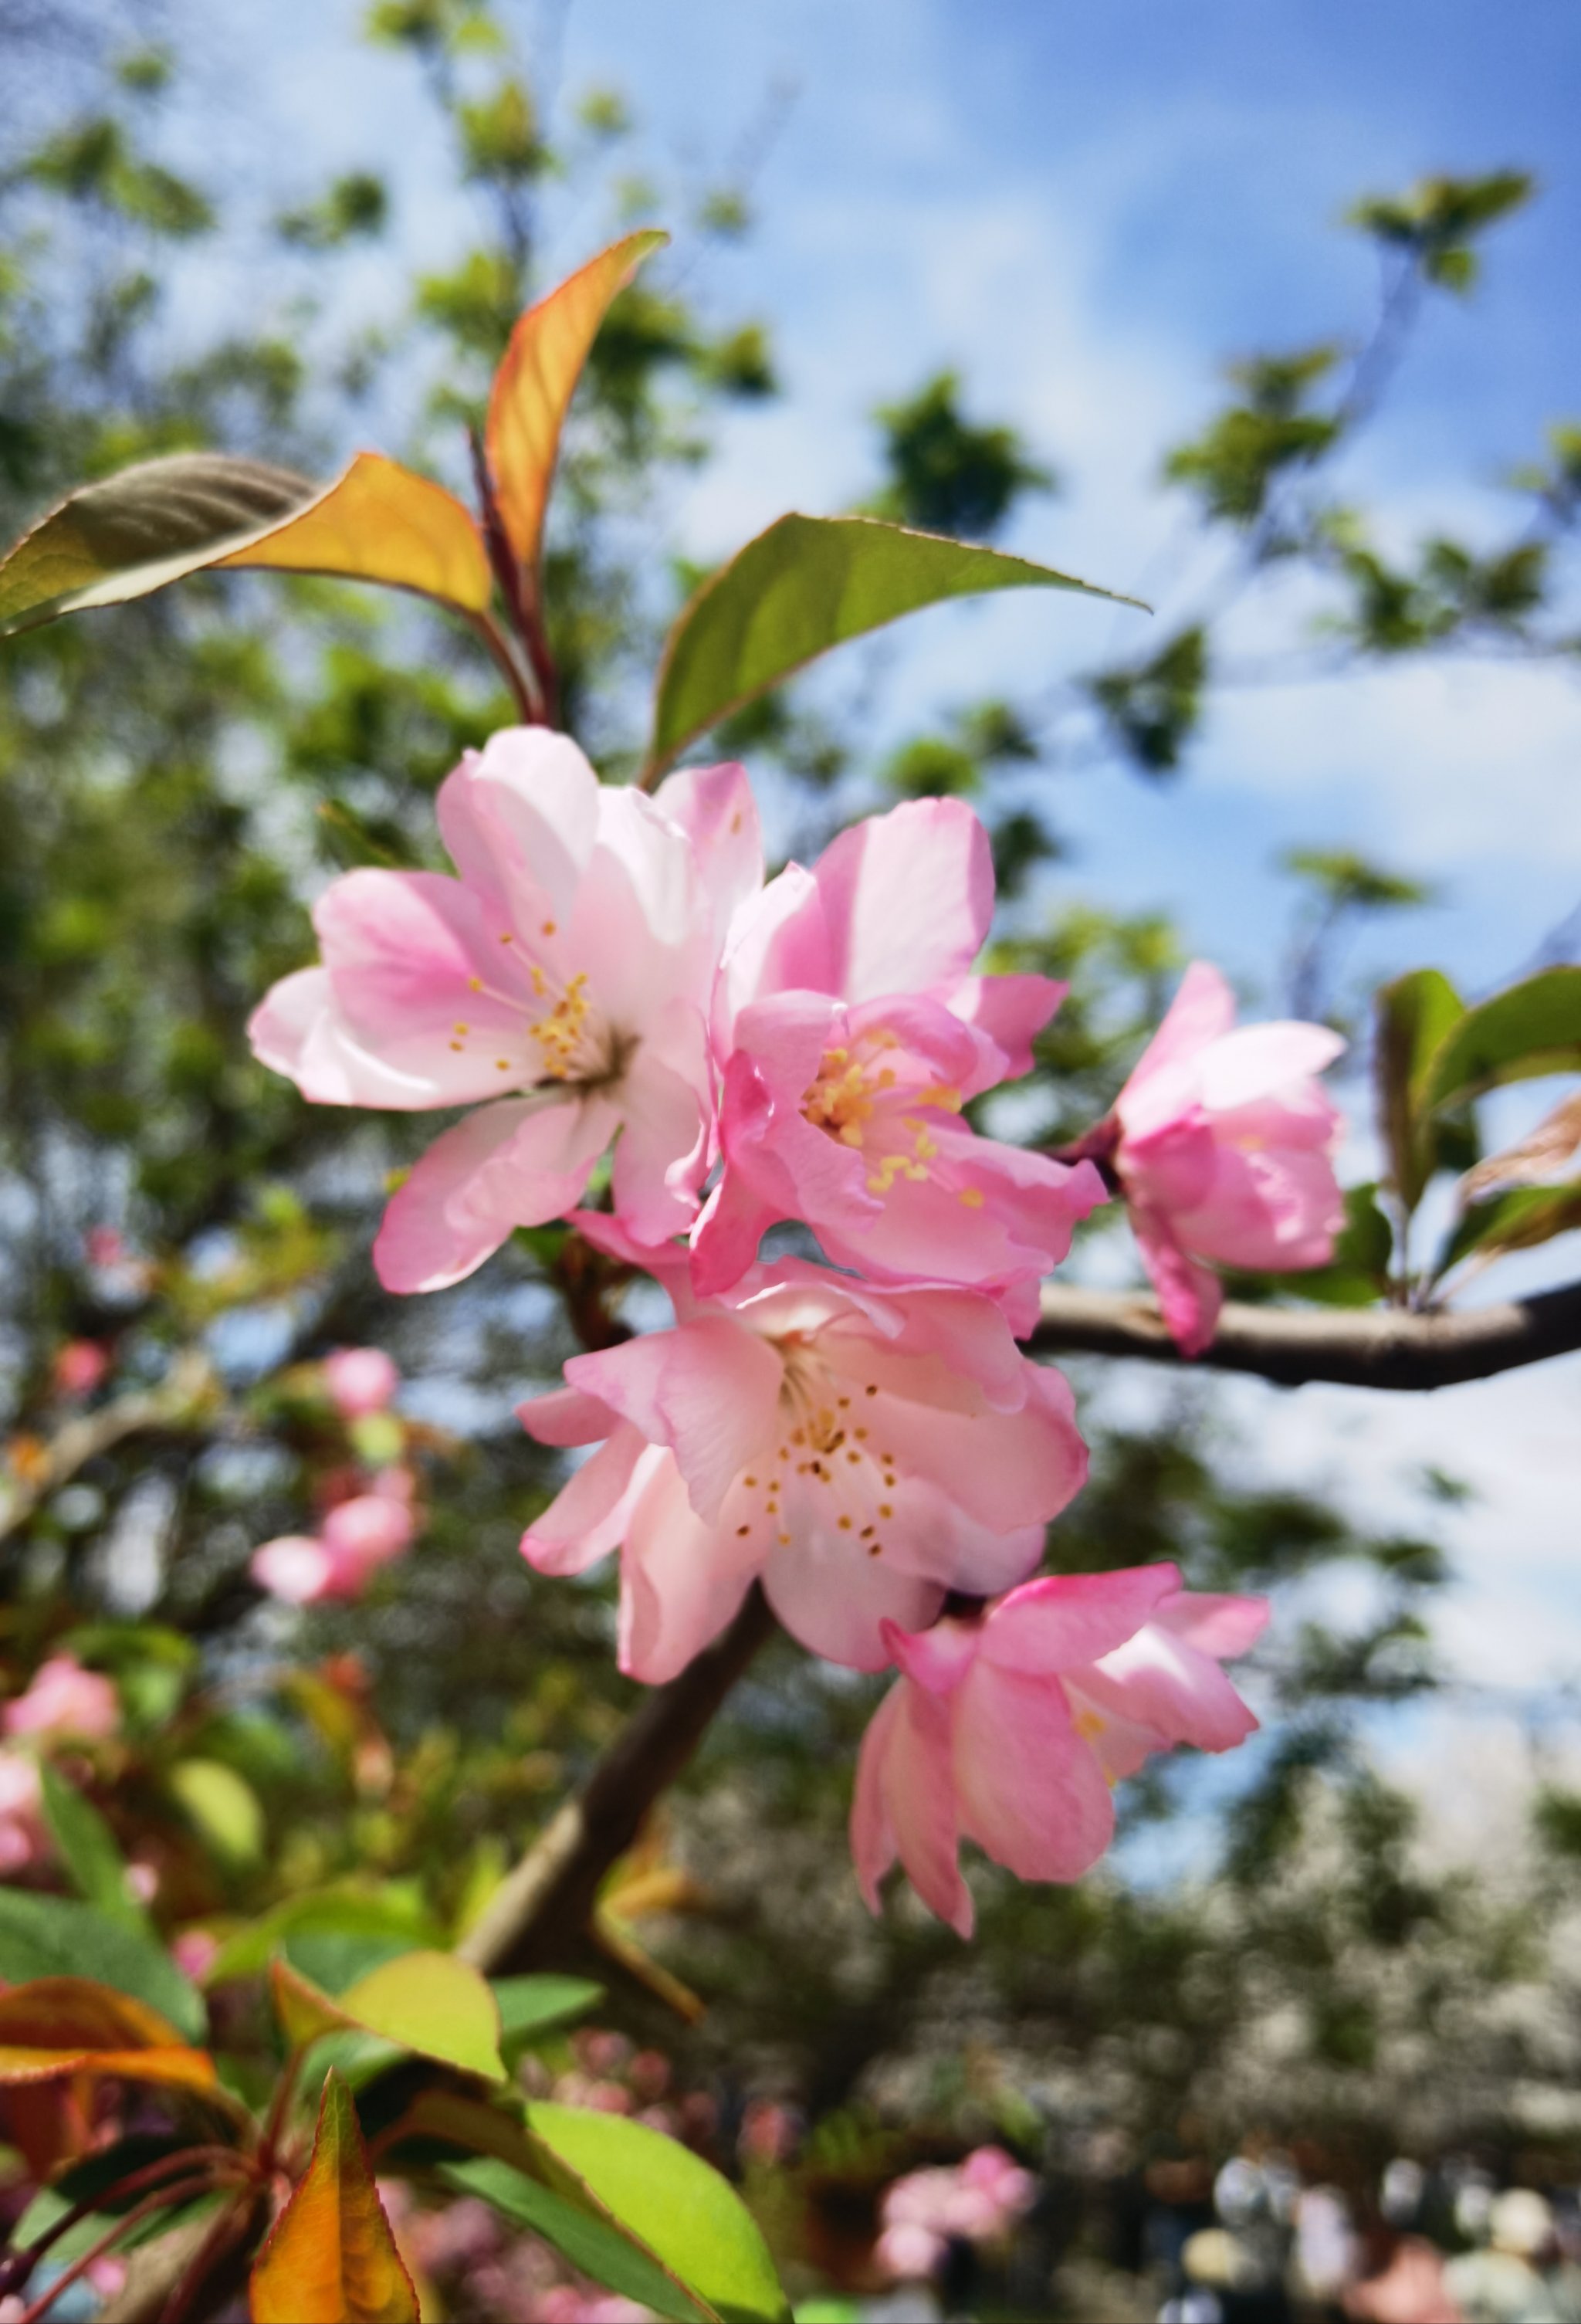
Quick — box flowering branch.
[1029,1275,1581,1390]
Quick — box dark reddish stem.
[14,2175,224,2324]
[0,2149,252,2302]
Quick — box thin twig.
[0,1350,213,1547]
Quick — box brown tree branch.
[1029,1277,1581,1390]
[457,1585,779,1977]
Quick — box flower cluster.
[249,1350,420,1606]
[876,2146,1038,2286]
[251,729,1340,1926]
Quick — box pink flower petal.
[952,1661,1116,1883]
[566,1316,783,1526]
[812,798,994,1003]
[374,1091,617,1293]
[617,1455,757,1682]
[979,1565,1180,1674]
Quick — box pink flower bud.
[323,1347,401,1418]
[4,1655,120,1743]
[52,1340,110,1399]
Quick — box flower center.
[799,1032,963,1195]
[718,1336,902,1560]
[449,957,630,1092]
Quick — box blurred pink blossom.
[0,1747,46,1873]
[252,1482,417,1606]
[52,1340,110,1400]
[323,1347,401,1418]
[85,1227,124,1269]
[876,2146,1038,2282]
[4,1655,120,1743]
[171,1929,221,1981]
[1112,960,1345,1355]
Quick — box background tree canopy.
[2,2,1579,2314]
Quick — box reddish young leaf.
[0,1977,215,2094]
[485,230,668,574]
[250,2069,418,2324]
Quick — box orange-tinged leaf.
[0,1977,215,2094]
[269,1952,505,2082]
[215,452,492,613]
[486,230,667,571]
[250,2070,418,2324]
[269,1956,347,2053]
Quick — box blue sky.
[178,2,1581,1756]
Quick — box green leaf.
[0,453,314,635]
[272,1952,506,2082]
[1437,1181,1581,1278]
[204,1887,439,1987]
[1374,968,1464,1213]
[645,512,1140,779]
[1287,1182,1395,1306]
[444,2156,713,2323]
[0,1892,202,2040]
[168,1757,265,1865]
[493,1974,605,2059]
[525,2100,791,2324]
[38,1761,148,1931]
[1420,967,1581,1112]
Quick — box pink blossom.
[877,2146,1037,2281]
[1061,1587,1269,1779]
[86,1227,124,1269]
[251,1490,415,1606]
[323,1347,400,1418]
[52,1340,110,1399]
[0,1747,46,1874]
[520,1244,1088,1680]
[4,1655,120,1743]
[1112,961,1345,1355]
[851,1568,1262,1936]
[692,799,1105,1317]
[249,730,761,1292]
[172,1929,221,1982]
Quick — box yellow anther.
[958,1187,985,1209]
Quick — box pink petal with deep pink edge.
[1132,1207,1223,1357]
[1081,1621,1260,1755]
[979,1565,1180,1673]
[812,798,994,1003]
[945,973,1065,1081]
[435,727,599,936]
[1158,1591,1270,1658]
